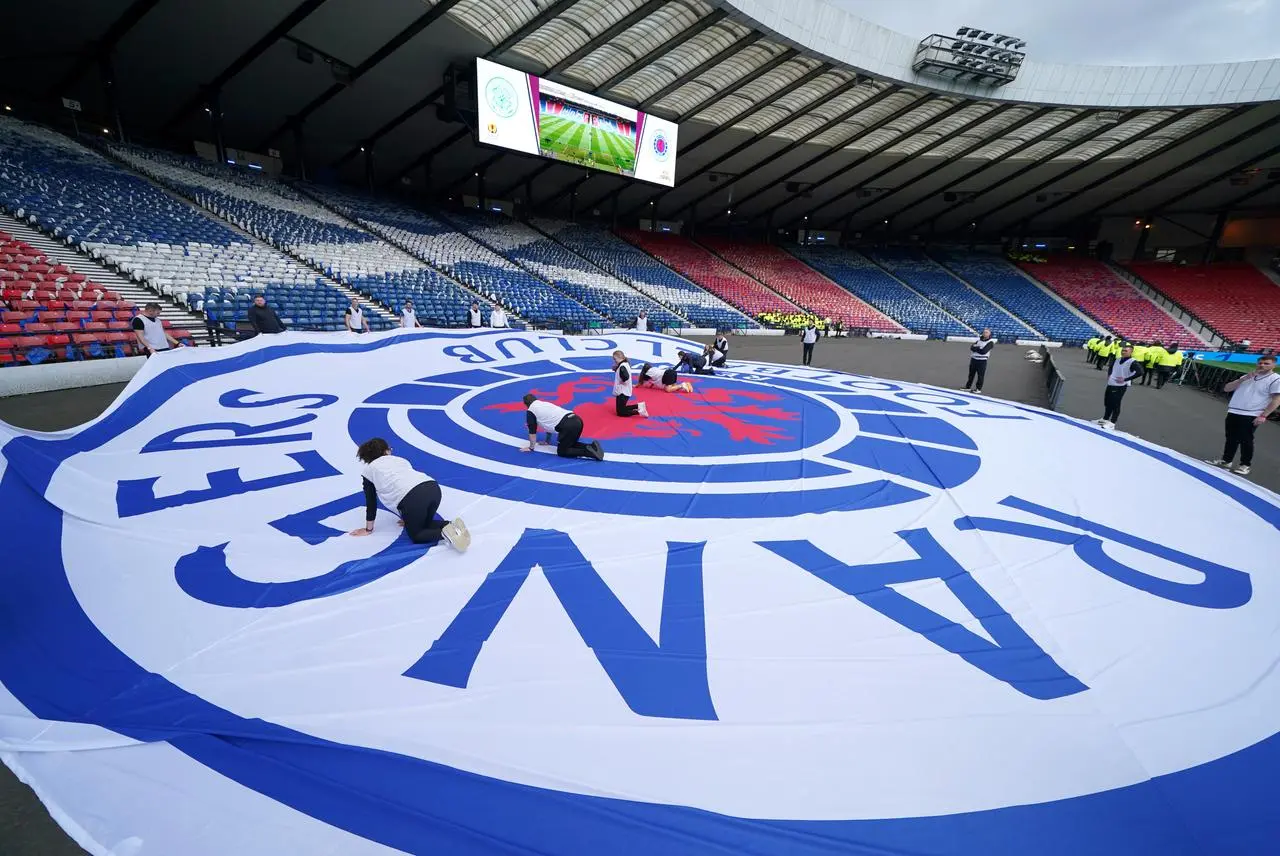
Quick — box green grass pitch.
[538,114,636,175]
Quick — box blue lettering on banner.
[957,496,1252,609]
[759,529,1089,700]
[494,337,545,359]
[218,389,338,410]
[116,450,340,518]
[141,413,316,453]
[405,529,717,721]
[442,344,494,364]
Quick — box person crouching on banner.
[677,349,715,375]
[703,341,726,369]
[713,331,730,367]
[350,438,470,550]
[638,362,693,393]
[612,350,648,417]
[522,393,604,460]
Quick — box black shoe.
[589,440,604,461]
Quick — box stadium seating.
[1019,256,1204,346]
[789,246,972,338]
[933,251,1098,345]
[302,186,602,329]
[1126,261,1280,351]
[867,249,1038,342]
[696,238,904,333]
[440,209,683,329]
[532,220,755,330]
[618,231,800,322]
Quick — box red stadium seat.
[1127,262,1280,351]
[51,322,81,333]
[0,323,22,335]
[90,310,113,322]
[24,323,52,334]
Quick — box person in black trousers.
[801,322,818,366]
[1097,344,1143,430]
[612,349,647,417]
[350,438,469,549]
[964,329,994,394]
[713,331,730,367]
[522,394,604,460]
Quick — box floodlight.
[1014,40,1026,49]
[957,26,970,36]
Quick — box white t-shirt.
[362,455,429,511]
[469,307,482,327]
[802,328,818,344]
[642,365,666,383]
[1228,370,1280,416]
[400,307,418,328]
[528,400,572,432]
[613,362,633,396]
[635,315,648,332]
[490,307,507,328]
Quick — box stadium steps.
[433,210,611,326]
[523,219,693,324]
[1105,263,1221,346]
[1,212,210,343]
[930,255,1092,340]
[857,252,978,335]
[294,187,531,327]
[695,238,904,330]
[1246,250,1280,287]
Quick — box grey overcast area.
[837,0,1280,64]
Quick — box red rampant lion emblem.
[486,375,797,444]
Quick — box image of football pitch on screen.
[538,93,637,177]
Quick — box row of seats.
[789,247,973,338]
[303,185,602,328]
[1020,257,1203,346]
[618,231,799,320]
[697,238,904,333]
[933,251,1098,345]
[441,209,683,329]
[1126,262,1280,352]
[531,219,755,330]
[867,249,1038,342]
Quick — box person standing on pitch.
[801,321,819,366]
[1094,335,1113,371]
[400,299,421,329]
[1204,354,1280,476]
[522,393,604,460]
[612,350,648,417]
[964,329,994,394]
[635,310,648,332]
[468,301,483,328]
[489,304,508,328]
[1085,334,1101,365]
[1155,342,1182,389]
[713,331,730,367]
[350,438,469,550]
[638,362,693,393]
[1098,344,1143,430]
[1142,340,1165,386]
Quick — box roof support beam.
[922,110,1135,231]
[46,0,167,97]
[336,0,583,171]
[966,110,1191,228]
[1007,105,1257,227]
[164,0,330,130]
[1074,113,1280,221]
[824,105,1054,228]
[893,109,1106,233]
[663,85,904,221]
[257,0,466,150]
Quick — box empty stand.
[533,220,754,330]
[1020,257,1205,346]
[619,231,800,321]
[441,209,683,329]
[868,249,1038,341]
[697,238,904,333]
[1126,262,1280,351]
[790,246,973,338]
[933,251,1098,344]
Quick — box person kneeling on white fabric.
[522,394,604,460]
[638,362,693,393]
[350,438,469,550]
[490,305,508,328]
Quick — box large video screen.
[475,58,678,187]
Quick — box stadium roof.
[9,0,1280,236]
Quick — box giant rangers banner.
[1,329,1277,855]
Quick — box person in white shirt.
[349,437,469,550]
[522,394,603,460]
[1097,343,1143,430]
[490,305,508,328]
[612,349,647,417]
[468,301,483,328]
[964,329,994,394]
[801,322,819,366]
[638,362,693,393]
[400,300,421,329]
[1205,354,1280,476]
[131,302,180,356]
[712,331,729,367]
[344,298,370,334]
[635,310,648,332]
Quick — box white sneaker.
[1101,421,1115,430]
[972,389,984,395]
[1095,418,1108,426]
[441,519,471,553]
[1204,458,1230,467]
[1232,464,1251,476]
[637,401,649,417]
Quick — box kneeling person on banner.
[612,350,648,417]
[351,438,469,550]
[523,393,604,460]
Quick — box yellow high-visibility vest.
[1159,349,1183,368]
[1132,345,1148,362]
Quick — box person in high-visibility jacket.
[1085,335,1101,365]
[1131,343,1149,384]
[1103,338,1123,373]
[1155,342,1183,389]
[1143,340,1166,386]
[1095,336,1114,371]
